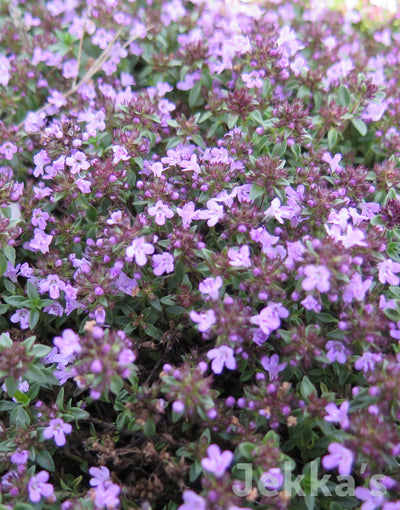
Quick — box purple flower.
[343,274,372,303]
[251,303,289,336]
[180,154,201,173]
[93,481,120,509]
[322,152,342,173]
[301,295,322,312]
[39,274,66,300]
[324,401,350,429]
[126,237,155,266]
[199,276,223,300]
[355,482,387,510]
[259,468,284,490]
[354,352,382,373]
[197,199,224,227]
[227,245,251,268]
[189,310,216,332]
[377,259,400,285]
[207,345,236,374]
[201,444,233,478]
[0,141,17,160]
[43,418,72,447]
[111,144,130,164]
[10,308,30,329]
[178,490,206,510]
[341,224,368,249]
[242,70,263,89]
[302,265,331,293]
[325,341,347,364]
[53,329,82,357]
[148,200,174,226]
[261,354,286,380]
[27,471,54,503]
[89,466,111,486]
[11,449,29,465]
[177,201,198,228]
[322,442,354,475]
[31,208,50,230]
[153,252,174,276]
[65,150,90,175]
[29,229,53,254]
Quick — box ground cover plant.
[1,0,400,508]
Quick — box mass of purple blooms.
[1,0,400,508]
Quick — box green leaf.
[36,449,55,472]
[300,376,317,400]
[188,82,202,108]
[10,406,31,427]
[227,113,239,129]
[144,418,156,437]
[29,309,40,330]
[4,295,27,306]
[249,184,265,201]
[191,134,205,149]
[26,281,39,300]
[3,245,15,266]
[5,376,19,397]
[327,128,338,150]
[110,375,124,396]
[351,118,368,136]
[30,344,52,358]
[144,324,162,340]
[0,332,13,349]
[338,84,351,106]
[272,141,287,158]
[237,442,256,460]
[87,205,98,222]
[26,365,60,386]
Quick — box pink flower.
[39,274,66,300]
[0,141,17,160]
[189,310,216,332]
[302,265,331,293]
[178,490,206,510]
[199,276,223,300]
[11,449,29,465]
[125,237,155,266]
[148,200,174,225]
[93,481,121,509]
[89,466,110,486]
[207,345,236,374]
[322,443,354,475]
[153,252,174,276]
[377,259,400,285]
[260,468,284,490]
[322,152,342,173]
[29,229,53,254]
[43,418,72,447]
[10,308,30,329]
[31,208,50,230]
[261,354,286,380]
[227,245,251,268]
[250,303,289,336]
[65,150,90,175]
[201,444,233,478]
[242,70,263,89]
[197,199,224,227]
[325,341,347,364]
[177,201,198,228]
[324,401,350,429]
[112,144,130,164]
[53,329,82,357]
[27,471,54,503]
